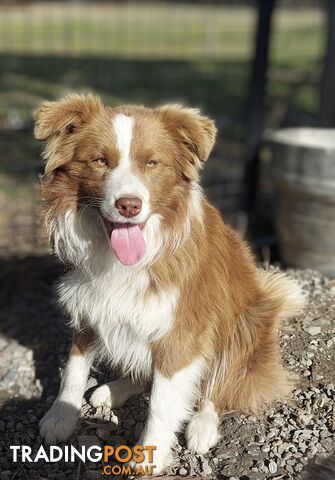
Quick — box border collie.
[34,94,304,473]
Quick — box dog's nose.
[115,197,142,218]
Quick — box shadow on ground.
[0,255,149,480]
[0,255,66,398]
[0,259,334,480]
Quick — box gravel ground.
[0,256,334,480]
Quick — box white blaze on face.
[114,113,133,168]
[101,113,151,266]
[101,113,150,224]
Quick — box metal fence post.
[244,0,276,218]
[319,0,335,127]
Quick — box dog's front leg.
[138,359,203,474]
[39,328,95,444]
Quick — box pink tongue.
[110,223,146,266]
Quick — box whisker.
[78,196,103,202]
[77,199,102,208]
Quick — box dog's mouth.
[103,218,146,267]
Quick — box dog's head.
[35,94,216,267]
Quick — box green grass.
[0,3,255,59]
[0,3,324,63]
[0,2,327,254]
[0,3,326,148]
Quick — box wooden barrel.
[269,128,335,277]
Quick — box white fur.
[52,207,168,270]
[205,354,228,399]
[45,139,207,461]
[186,399,220,454]
[40,350,94,444]
[90,378,144,409]
[101,113,150,224]
[60,267,179,380]
[189,182,204,222]
[50,208,106,267]
[50,182,202,388]
[57,211,179,380]
[138,360,204,473]
[113,113,133,168]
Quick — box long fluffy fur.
[35,94,305,447]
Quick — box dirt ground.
[0,256,334,480]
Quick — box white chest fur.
[58,263,179,380]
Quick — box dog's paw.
[151,451,173,475]
[90,384,113,408]
[39,400,79,444]
[128,448,172,476]
[90,380,143,409]
[186,408,221,454]
[134,431,173,475]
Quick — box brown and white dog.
[34,94,304,472]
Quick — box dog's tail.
[210,270,306,415]
[257,269,306,323]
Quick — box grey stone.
[1,471,12,480]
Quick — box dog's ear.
[157,105,217,181]
[34,93,103,140]
[34,94,104,174]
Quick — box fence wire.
[0,0,326,257]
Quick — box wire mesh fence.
[0,0,327,257]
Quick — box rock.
[0,335,41,403]
[86,377,98,389]
[202,464,212,476]
[248,445,260,455]
[77,435,100,449]
[1,471,12,480]
[178,467,188,475]
[1,266,335,479]
[83,471,102,480]
[304,326,321,335]
[108,435,126,446]
[96,427,113,441]
[296,414,312,428]
[134,421,144,439]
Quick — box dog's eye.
[93,158,108,167]
[146,159,158,168]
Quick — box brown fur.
[36,97,212,245]
[35,94,304,416]
[150,204,303,414]
[71,328,96,356]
